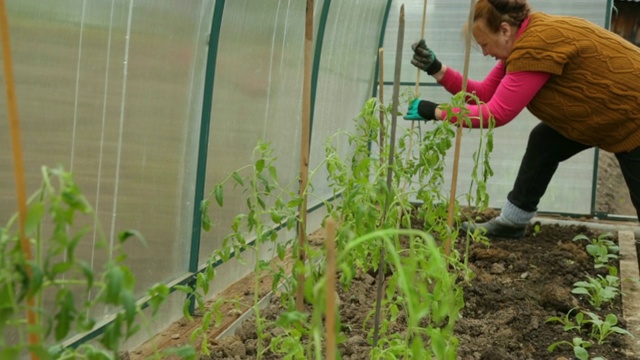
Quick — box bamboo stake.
[415,0,428,96]
[378,48,384,162]
[0,1,39,358]
[324,218,337,360]
[373,4,404,347]
[403,0,429,183]
[296,0,314,312]
[445,0,476,256]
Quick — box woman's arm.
[435,70,551,127]
[437,62,507,102]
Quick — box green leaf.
[100,317,122,351]
[121,290,137,328]
[118,229,145,246]
[147,283,169,315]
[26,261,44,297]
[174,285,194,294]
[257,196,266,210]
[25,202,44,237]
[571,287,590,295]
[277,242,286,260]
[270,211,282,224]
[51,261,73,276]
[268,165,278,182]
[255,159,265,173]
[573,234,590,242]
[214,184,224,207]
[54,288,75,340]
[78,260,95,290]
[287,198,303,208]
[201,199,212,231]
[105,266,124,304]
[574,346,589,360]
[231,171,244,186]
[197,272,209,295]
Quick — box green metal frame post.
[188,0,226,314]
[371,0,394,98]
[309,0,331,143]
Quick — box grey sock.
[497,200,535,227]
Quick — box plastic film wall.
[200,0,389,292]
[383,0,609,215]
[0,0,391,350]
[0,0,210,348]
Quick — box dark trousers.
[507,122,640,219]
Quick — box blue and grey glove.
[404,99,438,121]
[411,39,442,75]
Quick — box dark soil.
[203,217,639,360]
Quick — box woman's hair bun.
[489,0,527,13]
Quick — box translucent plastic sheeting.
[308,0,389,210]
[0,0,214,343]
[200,0,312,282]
[200,0,389,290]
[383,0,609,215]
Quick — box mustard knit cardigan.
[506,12,640,153]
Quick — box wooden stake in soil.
[0,2,40,358]
[324,218,337,360]
[373,4,405,348]
[402,0,429,188]
[296,0,314,312]
[445,0,476,256]
[378,48,384,160]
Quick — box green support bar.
[188,0,226,313]
[371,0,394,98]
[63,0,228,348]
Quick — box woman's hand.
[411,39,443,76]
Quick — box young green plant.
[0,166,178,360]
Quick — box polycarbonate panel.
[383,0,608,214]
[0,0,214,344]
[308,0,389,208]
[200,0,311,272]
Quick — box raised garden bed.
[194,219,639,360]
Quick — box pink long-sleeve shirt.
[439,17,551,127]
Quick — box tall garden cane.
[402,0,429,190]
[0,1,40,358]
[373,4,404,347]
[445,0,476,256]
[296,0,314,312]
[324,218,337,360]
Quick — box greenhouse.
[1,0,639,359]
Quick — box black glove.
[411,39,442,75]
[404,99,438,121]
